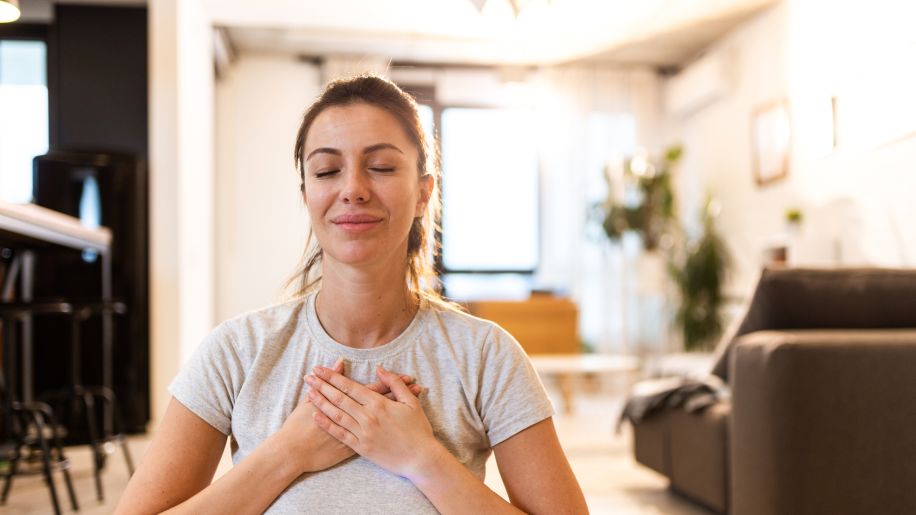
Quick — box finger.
[313,366,383,406]
[384,385,421,400]
[312,411,360,450]
[305,359,342,405]
[365,375,414,396]
[377,365,418,406]
[306,376,362,433]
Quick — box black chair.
[1,340,79,514]
[0,300,134,503]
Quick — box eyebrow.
[306,143,404,161]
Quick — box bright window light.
[0,39,48,204]
[440,107,539,272]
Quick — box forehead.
[304,102,416,155]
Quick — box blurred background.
[2,0,915,512]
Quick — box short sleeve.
[476,325,555,447]
[168,321,246,435]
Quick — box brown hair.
[288,74,443,305]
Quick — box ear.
[415,174,434,218]
[301,186,307,205]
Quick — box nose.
[340,169,370,204]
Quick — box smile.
[331,214,383,232]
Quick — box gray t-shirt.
[169,291,554,514]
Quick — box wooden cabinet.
[467,294,579,354]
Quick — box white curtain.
[530,65,665,354]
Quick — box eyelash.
[313,167,395,178]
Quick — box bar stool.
[0,300,134,504]
[43,300,135,502]
[0,306,79,514]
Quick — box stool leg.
[118,417,135,476]
[0,430,21,504]
[97,386,134,475]
[81,390,104,501]
[42,404,79,511]
[27,410,62,515]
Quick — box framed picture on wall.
[751,100,791,186]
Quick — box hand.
[365,375,424,400]
[277,360,353,474]
[278,360,423,474]
[306,365,442,481]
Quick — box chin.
[325,243,386,267]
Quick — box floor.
[1,379,710,514]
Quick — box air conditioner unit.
[664,49,736,117]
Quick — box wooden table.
[529,354,640,414]
[0,201,112,405]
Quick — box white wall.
[214,54,319,321]
[149,0,215,424]
[665,1,916,298]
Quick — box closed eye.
[369,167,395,173]
[315,169,339,178]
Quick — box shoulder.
[200,297,309,360]
[219,297,307,338]
[422,303,524,358]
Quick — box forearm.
[408,442,524,515]
[162,432,302,515]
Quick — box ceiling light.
[470,0,554,19]
[0,0,21,23]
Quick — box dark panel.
[51,5,148,158]
[32,151,150,437]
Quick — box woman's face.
[301,102,432,269]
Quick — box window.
[439,107,539,273]
[0,37,48,204]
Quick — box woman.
[116,75,587,514]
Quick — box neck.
[315,259,419,349]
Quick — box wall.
[665,0,916,297]
[214,53,318,321]
[149,0,215,424]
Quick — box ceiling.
[220,0,779,68]
[17,0,779,68]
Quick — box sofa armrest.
[730,329,916,515]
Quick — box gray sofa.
[630,268,916,514]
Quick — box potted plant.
[669,198,731,351]
[599,145,681,252]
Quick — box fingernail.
[305,375,315,384]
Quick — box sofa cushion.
[669,402,730,514]
[632,410,669,476]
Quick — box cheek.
[303,186,332,213]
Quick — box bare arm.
[114,398,305,515]
[493,418,588,514]
[115,362,421,514]
[396,418,587,514]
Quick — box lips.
[330,213,384,233]
[331,214,383,224]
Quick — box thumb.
[332,357,345,374]
[377,365,416,405]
